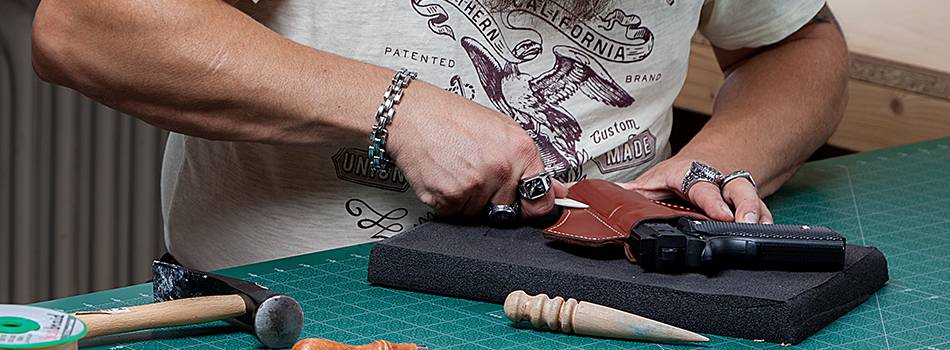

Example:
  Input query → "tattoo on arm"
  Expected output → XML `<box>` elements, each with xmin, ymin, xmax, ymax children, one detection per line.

<box><xmin>809</xmin><ymin>4</ymin><xmax>843</xmax><ymax>33</ymax></box>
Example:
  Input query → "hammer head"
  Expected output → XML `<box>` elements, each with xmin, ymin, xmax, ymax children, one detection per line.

<box><xmin>152</xmin><ymin>254</ymin><xmax>303</xmax><ymax>348</ymax></box>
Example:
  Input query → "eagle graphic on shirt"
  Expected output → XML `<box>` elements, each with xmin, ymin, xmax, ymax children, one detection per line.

<box><xmin>460</xmin><ymin>36</ymin><xmax>634</xmax><ymax>178</ymax></box>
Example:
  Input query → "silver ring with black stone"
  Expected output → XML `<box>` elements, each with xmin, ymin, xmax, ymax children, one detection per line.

<box><xmin>681</xmin><ymin>161</ymin><xmax>723</xmax><ymax>197</ymax></box>
<box><xmin>720</xmin><ymin>170</ymin><xmax>756</xmax><ymax>190</ymax></box>
<box><xmin>518</xmin><ymin>171</ymin><xmax>552</xmax><ymax>201</ymax></box>
<box><xmin>486</xmin><ymin>201</ymin><xmax>521</xmax><ymax>227</ymax></box>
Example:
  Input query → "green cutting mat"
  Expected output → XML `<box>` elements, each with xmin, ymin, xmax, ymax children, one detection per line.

<box><xmin>34</xmin><ymin>138</ymin><xmax>950</xmax><ymax>350</ymax></box>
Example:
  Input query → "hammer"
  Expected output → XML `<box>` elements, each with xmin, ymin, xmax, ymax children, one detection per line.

<box><xmin>73</xmin><ymin>255</ymin><xmax>304</xmax><ymax>348</ymax></box>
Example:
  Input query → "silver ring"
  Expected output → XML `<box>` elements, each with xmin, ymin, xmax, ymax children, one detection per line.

<box><xmin>486</xmin><ymin>201</ymin><xmax>521</xmax><ymax>226</ymax></box>
<box><xmin>681</xmin><ymin>161</ymin><xmax>723</xmax><ymax>197</ymax></box>
<box><xmin>720</xmin><ymin>170</ymin><xmax>756</xmax><ymax>190</ymax></box>
<box><xmin>518</xmin><ymin>171</ymin><xmax>552</xmax><ymax>201</ymax></box>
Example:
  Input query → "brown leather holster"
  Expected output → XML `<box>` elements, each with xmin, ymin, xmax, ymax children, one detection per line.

<box><xmin>543</xmin><ymin>179</ymin><xmax>709</xmax><ymax>262</ymax></box>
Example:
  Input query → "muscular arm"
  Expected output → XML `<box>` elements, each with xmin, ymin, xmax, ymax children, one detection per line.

<box><xmin>31</xmin><ymin>0</ymin><xmax>439</xmax><ymax>145</ymax></box>
<box><xmin>31</xmin><ymin>0</ymin><xmax>560</xmax><ymax>220</ymax></box>
<box><xmin>624</xmin><ymin>5</ymin><xmax>848</xmax><ymax>223</ymax></box>
<box><xmin>681</xmin><ymin>5</ymin><xmax>849</xmax><ymax>196</ymax></box>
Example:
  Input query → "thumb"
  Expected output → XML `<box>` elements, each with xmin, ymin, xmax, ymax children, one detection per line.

<box><xmin>617</xmin><ymin>178</ymin><xmax>672</xmax><ymax>201</ymax></box>
<box><xmin>618</xmin><ymin>181</ymin><xmax>637</xmax><ymax>191</ymax></box>
<box><xmin>620</xmin><ymin>169</ymin><xmax>666</xmax><ymax>192</ymax></box>
<box><xmin>618</xmin><ymin>176</ymin><xmax>649</xmax><ymax>191</ymax></box>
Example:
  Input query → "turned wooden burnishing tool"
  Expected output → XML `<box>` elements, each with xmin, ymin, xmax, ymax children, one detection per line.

<box><xmin>504</xmin><ymin>290</ymin><xmax>708</xmax><ymax>343</ymax></box>
<box><xmin>293</xmin><ymin>338</ymin><xmax>427</xmax><ymax>350</ymax></box>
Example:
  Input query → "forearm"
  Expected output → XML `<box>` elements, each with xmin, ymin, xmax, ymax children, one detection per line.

<box><xmin>678</xmin><ymin>22</ymin><xmax>848</xmax><ymax>196</ymax></box>
<box><xmin>32</xmin><ymin>0</ymin><xmax>441</xmax><ymax>145</ymax></box>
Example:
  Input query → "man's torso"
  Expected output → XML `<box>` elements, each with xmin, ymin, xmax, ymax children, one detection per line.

<box><xmin>163</xmin><ymin>0</ymin><xmax>704</xmax><ymax>270</ymax></box>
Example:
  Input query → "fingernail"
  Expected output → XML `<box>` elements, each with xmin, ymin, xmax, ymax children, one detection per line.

<box><xmin>742</xmin><ymin>212</ymin><xmax>759</xmax><ymax>223</ymax></box>
<box><xmin>762</xmin><ymin>218</ymin><xmax>773</xmax><ymax>224</ymax></box>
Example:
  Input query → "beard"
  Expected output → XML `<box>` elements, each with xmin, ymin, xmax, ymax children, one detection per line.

<box><xmin>485</xmin><ymin>0</ymin><xmax>614</xmax><ymax>21</ymax></box>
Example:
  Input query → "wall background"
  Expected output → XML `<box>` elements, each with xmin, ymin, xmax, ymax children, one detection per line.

<box><xmin>1</xmin><ymin>0</ymin><xmax>167</xmax><ymax>304</ymax></box>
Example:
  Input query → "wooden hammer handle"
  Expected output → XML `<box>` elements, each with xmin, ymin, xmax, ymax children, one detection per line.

<box><xmin>75</xmin><ymin>294</ymin><xmax>247</xmax><ymax>338</ymax></box>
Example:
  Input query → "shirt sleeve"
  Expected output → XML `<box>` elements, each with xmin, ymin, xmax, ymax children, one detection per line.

<box><xmin>698</xmin><ymin>0</ymin><xmax>826</xmax><ymax>50</ymax></box>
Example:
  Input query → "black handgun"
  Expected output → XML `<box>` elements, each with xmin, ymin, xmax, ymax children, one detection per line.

<box><xmin>629</xmin><ymin>217</ymin><xmax>846</xmax><ymax>272</ymax></box>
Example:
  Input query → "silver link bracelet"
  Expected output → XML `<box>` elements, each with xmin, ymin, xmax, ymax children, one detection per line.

<box><xmin>368</xmin><ymin>68</ymin><xmax>417</xmax><ymax>174</ymax></box>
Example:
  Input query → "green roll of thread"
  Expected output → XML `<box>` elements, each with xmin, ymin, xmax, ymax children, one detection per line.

<box><xmin>0</xmin><ymin>305</ymin><xmax>86</xmax><ymax>350</ymax></box>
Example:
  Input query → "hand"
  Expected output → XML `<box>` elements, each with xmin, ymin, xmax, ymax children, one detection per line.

<box><xmin>620</xmin><ymin>158</ymin><xmax>773</xmax><ymax>224</ymax></box>
<box><xmin>387</xmin><ymin>82</ymin><xmax>566</xmax><ymax>221</ymax></box>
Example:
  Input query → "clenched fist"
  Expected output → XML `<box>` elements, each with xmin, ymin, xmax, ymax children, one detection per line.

<box><xmin>387</xmin><ymin>81</ymin><xmax>566</xmax><ymax>221</ymax></box>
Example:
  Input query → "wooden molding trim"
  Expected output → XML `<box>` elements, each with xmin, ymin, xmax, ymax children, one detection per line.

<box><xmin>850</xmin><ymin>53</ymin><xmax>950</xmax><ymax>101</ymax></box>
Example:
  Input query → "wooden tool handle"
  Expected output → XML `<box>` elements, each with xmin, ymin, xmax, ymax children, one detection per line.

<box><xmin>503</xmin><ymin>290</ymin><xmax>578</xmax><ymax>333</ymax></box>
<box><xmin>75</xmin><ymin>294</ymin><xmax>247</xmax><ymax>338</ymax></box>
<box><xmin>293</xmin><ymin>338</ymin><xmax>422</xmax><ymax>350</ymax></box>
<box><xmin>503</xmin><ymin>290</ymin><xmax>709</xmax><ymax>343</ymax></box>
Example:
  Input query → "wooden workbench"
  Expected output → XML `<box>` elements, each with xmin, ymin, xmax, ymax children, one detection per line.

<box><xmin>675</xmin><ymin>0</ymin><xmax>950</xmax><ymax>151</ymax></box>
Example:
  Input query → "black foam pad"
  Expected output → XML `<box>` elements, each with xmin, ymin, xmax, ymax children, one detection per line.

<box><xmin>367</xmin><ymin>223</ymin><xmax>888</xmax><ymax>344</ymax></box>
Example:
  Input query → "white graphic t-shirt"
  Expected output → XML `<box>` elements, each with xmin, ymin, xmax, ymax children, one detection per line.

<box><xmin>162</xmin><ymin>0</ymin><xmax>825</xmax><ymax>270</ymax></box>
